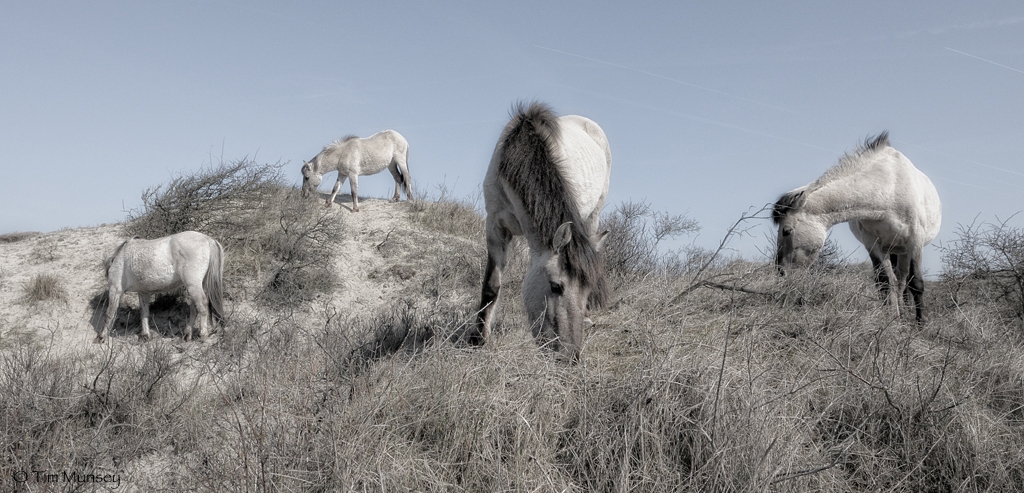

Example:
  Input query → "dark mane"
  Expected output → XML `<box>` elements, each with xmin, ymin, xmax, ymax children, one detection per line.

<box><xmin>772</xmin><ymin>190</ymin><xmax>804</xmax><ymax>224</ymax></box>
<box><xmin>815</xmin><ymin>130</ymin><xmax>892</xmax><ymax>186</ymax></box>
<box><xmin>497</xmin><ymin>101</ymin><xmax>610</xmax><ymax>307</ymax></box>
<box><xmin>863</xmin><ymin>131</ymin><xmax>890</xmax><ymax>151</ymax></box>
<box><xmin>776</xmin><ymin>131</ymin><xmax>893</xmax><ymax>217</ymax></box>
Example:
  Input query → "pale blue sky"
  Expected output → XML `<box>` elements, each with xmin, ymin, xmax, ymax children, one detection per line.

<box><xmin>2</xmin><ymin>2</ymin><xmax>1022</xmax><ymax>275</ymax></box>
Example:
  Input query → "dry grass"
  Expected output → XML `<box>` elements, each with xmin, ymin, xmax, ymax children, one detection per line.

<box><xmin>22</xmin><ymin>273</ymin><xmax>68</xmax><ymax>305</ymax></box>
<box><xmin>4</xmin><ymin>169</ymin><xmax>1024</xmax><ymax>491</ymax></box>
<box><xmin>122</xmin><ymin>158</ymin><xmax>345</xmax><ymax>306</ymax></box>
<box><xmin>0</xmin><ymin>231</ymin><xmax>41</xmax><ymax>244</ymax></box>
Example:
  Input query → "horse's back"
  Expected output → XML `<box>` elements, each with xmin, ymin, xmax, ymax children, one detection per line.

<box><xmin>554</xmin><ymin>115</ymin><xmax>611</xmax><ymax>222</ymax></box>
<box><xmin>849</xmin><ymin>148</ymin><xmax>941</xmax><ymax>249</ymax></box>
<box><xmin>887</xmin><ymin>149</ymin><xmax>941</xmax><ymax>243</ymax></box>
<box><xmin>354</xmin><ymin>130</ymin><xmax>407</xmax><ymax>174</ymax></box>
<box><xmin>118</xmin><ymin>231</ymin><xmax>216</xmax><ymax>293</ymax></box>
<box><xmin>483</xmin><ymin>111</ymin><xmax>610</xmax><ymax>234</ymax></box>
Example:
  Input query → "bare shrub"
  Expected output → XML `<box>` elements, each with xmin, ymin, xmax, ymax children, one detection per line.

<box><xmin>260</xmin><ymin>194</ymin><xmax>345</xmax><ymax>305</ymax></box>
<box><xmin>940</xmin><ymin>216</ymin><xmax>1024</xmax><ymax>324</ymax></box>
<box><xmin>813</xmin><ymin>236</ymin><xmax>846</xmax><ymax>271</ymax></box>
<box><xmin>22</xmin><ymin>273</ymin><xmax>68</xmax><ymax>304</ymax></box>
<box><xmin>0</xmin><ymin>342</ymin><xmax>187</xmax><ymax>484</ymax></box>
<box><xmin>30</xmin><ymin>234</ymin><xmax>62</xmax><ymax>263</ymax></box>
<box><xmin>0</xmin><ymin>231</ymin><xmax>40</xmax><ymax>243</ymax></box>
<box><xmin>601</xmin><ymin>200</ymin><xmax>698</xmax><ymax>282</ymax></box>
<box><xmin>123</xmin><ymin>158</ymin><xmax>344</xmax><ymax>305</ymax></box>
<box><xmin>125</xmin><ymin>158</ymin><xmax>284</xmax><ymax>239</ymax></box>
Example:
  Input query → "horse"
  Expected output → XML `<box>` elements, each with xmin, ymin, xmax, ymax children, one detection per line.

<box><xmin>300</xmin><ymin>129</ymin><xmax>412</xmax><ymax>212</ymax></box>
<box><xmin>472</xmin><ymin>102</ymin><xmax>612</xmax><ymax>361</ymax></box>
<box><xmin>772</xmin><ymin>131</ymin><xmax>941</xmax><ymax>323</ymax></box>
<box><xmin>96</xmin><ymin>231</ymin><xmax>225</xmax><ymax>343</ymax></box>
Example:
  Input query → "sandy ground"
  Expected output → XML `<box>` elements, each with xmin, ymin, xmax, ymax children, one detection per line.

<box><xmin>0</xmin><ymin>196</ymin><xmax>465</xmax><ymax>355</ymax></box>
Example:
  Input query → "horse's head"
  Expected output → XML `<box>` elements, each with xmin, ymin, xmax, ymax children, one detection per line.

<box><xmin>523</xmin><ymin>222</ymin><xmax>607</xmax><ymax>362</ymax></box>
<box><xmin>300</xmin><ymin>161</ymin><xmax>322</xmax><ymax>198</ymax></box>
<box><xmin>773</xmin><ymin>190</ymin><xmax>826</xmax><ymax>275</ymax></box>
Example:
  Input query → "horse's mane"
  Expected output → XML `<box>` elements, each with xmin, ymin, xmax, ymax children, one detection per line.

<box><xmin>815</xmin><ymin>131</ymin><xmax>890</xmax><ymax>187</ymax></box>
<box><xmin>321</xmin><ymin>134</ymin><xmax>359</xmax><ymax>153</ymax></box>
<box><xmin>772</xmin><ymin>131</ymin><xmax>891</xmax><ymax>224</ymax></box>
<box><xmin>310</xmin><ymin>135</ymin><xmax>361</xmax><ymax>171</ymax></box>
<box><xmin>497</xmin><ymin>101</ymin><xmax>610</xmax><ymax>307</ymax></box>
<box><xmin>771</xmin><ymin>188</ymin><xmax>806</xmax><ymax>224</ymax></box>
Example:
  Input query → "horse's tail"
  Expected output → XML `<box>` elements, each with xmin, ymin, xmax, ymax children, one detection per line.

<box><xmin>105</xmin><ymin>238</ymin><xmax>133</xmax><ymax>279</ymax></box>
<box><xmin>204</xmin><ymin>239</ymin><xmax>225</xmax><ymax>324</ymax></box>
<box><xmin>498</xmin><ymin>101</ymin><xmax>609</xmax><ymax>307</ymax></box>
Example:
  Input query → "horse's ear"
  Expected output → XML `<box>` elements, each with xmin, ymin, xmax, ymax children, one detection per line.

<box><xmin>592</xmin><ymin>230</ymin><xmax>609</xmax><ymax>252</ymax></box>
<box><xmin>553</xmin><ymin>222</ymin><xmax>573</xmax><ymax>253</ymax></box>
<box><xmin>772</xmin><ymin>190</ymin><xmax>807</xmax><ymax>224</ymax></box>
<box><xmin>793</xmin><ymin>190</ymin><xmax>806</xmax><ymax>208</ymax></box>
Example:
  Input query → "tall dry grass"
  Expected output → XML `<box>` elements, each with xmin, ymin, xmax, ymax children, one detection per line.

<box><xmin>4</xmin><ymin>169</ymin><xmax>1024</xmax><ymax>491</ymax></box>
<box><xmin>21</xmin><ymin>273</ymin><xmax>69</xmax><ymax>305</ymax></box>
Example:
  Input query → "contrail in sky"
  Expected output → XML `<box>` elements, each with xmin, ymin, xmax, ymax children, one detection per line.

<box><xmin>538</xmin><ymin>44</ymin><xmax>1023</xmax><ymax>183</ymax></box>
<box><xmin>566</xmin><ymin>86</ymin><xmax>833</xmax><ymax>153</ymax></box>
<box><xmin>535</xmin><ymin>46</ymin><xmax>834</xmax><ymax>152</ymax></box>
<box><xmin>534</xmin><ymin>45</ymin><xmax>802</xmax><ymax>116</ymax></box>
<box><xmin>945</xmin><ymin>47</ymin><xmax>1024</xmax><ymax>74</ymax></box>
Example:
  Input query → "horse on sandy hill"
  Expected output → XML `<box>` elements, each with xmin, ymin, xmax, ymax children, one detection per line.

<box><xmin>472</xmin><ymin>102</ymin><xmax>612</xmax><ymax>361</ymax></box>
<box><xmin>96</xmin><ymin>231</ymin><xmax>225</xmax><ymax>343</ymax></box>
<box><xmin>301</xmin><ymin>129</ymin><xmax>412</xmax><ymax>212</ymax></box>
<box><xmin>772</xmin><ymin>131</ymin><xmax>942</xmax><ymax>323</ymax></box>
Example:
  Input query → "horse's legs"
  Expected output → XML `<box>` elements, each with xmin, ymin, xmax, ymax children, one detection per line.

<box><xmin>348</xmin><ymin>174</ymin><xmax>360</xmax><ymax>212</ymax></box>
<box><xmin>387</xmin><ymin>162</ymin><xmax>402</xmax><ymax>202</ymax></box>
<box><xmin>907</xmin><ymin>249</ymin><xmax>926</xmax><ymax>324</ymax></box>
<box><xmin>326</xmin><ymin>176</ymin><xmax>346</xmax><ymax>207</ymax></box>
<box><xmin>185</xmin><ymin>283</ymin><xmax>210</xmax><ymax>341</ymax></box>
<box><xmin>473</xmin><ymin>218</ymin><xmax>512</xmax><ymax>345</ymax></box>
<box><xmin>139</xmin><ymin>293</ymin><xmax>153</xmax><ymax>341</ymax></box>
<box><xmin>892</xmin><ymin>252</ymin><xmax>912</xmax><ymax>319</ymax></box>
<box><xmin>867</xmin><ymin>250</ymin><xmax>890</xmax><ymax>300</ymax></box>
<box><xmin>397</xmin><ymin>156</ymin><xmax>412</xmax><ymax>200</ymax></box>
<box><xmin>878</xmin><ymin>252</ymin><xmax>901</xmax><ymax>317</ymax></box>
<box><xmin>96</xmin><ymin>288</ymin><xmax>123</xmax><ymax>343</ymax></box>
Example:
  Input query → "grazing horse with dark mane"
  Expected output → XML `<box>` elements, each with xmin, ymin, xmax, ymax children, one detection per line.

<box><xmin>301</xmin><ymin>130</ymin><xmax>412</xmax><ymax>212</ymax></box>
<box><xmin>473</xmin><ymin>102</ymin><xmax>612</xmax><ymax>361</ymax></box>
<box><xmin>772</xmin><ymin>131</ymin><xmax>941</xmax><ymax>323</ymax></box>
<box><xmin>96</xmin><ymin>231</ymin><xmax>225</xmax><ymax>343</ymax></box>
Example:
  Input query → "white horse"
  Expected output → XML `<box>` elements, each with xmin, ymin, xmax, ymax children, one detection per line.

<box><xmin>772</xmin><ymin>132</ymin><xmax>941</xmax><ymax>322</ymax></box>
<box><xmin>472</xmin><ymin>102</ymin><xmax>612</xmax><ymax>361</ymax></box>
<box><xmin>301</xmin><ymin>130</ymin><xmax>412</xmax><ymax>212</ymax></box>
<box><xmin>96</xmin><ymin>231</ymin><xmax>225</xmax><ymax>343</ymax></box>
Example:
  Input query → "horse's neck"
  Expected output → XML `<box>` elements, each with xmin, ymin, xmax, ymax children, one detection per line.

<box><xmin>316</xmin><ymin>146</ymin><xmax>347</xmax><ymax>173</ymax></box>
<box><xmin>804</xmin><ymin>181</ymin><xmax>888</xmax><ymax>227</ymax></box>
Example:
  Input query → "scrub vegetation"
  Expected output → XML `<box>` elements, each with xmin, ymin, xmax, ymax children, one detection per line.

<box><xmin>2</xmin><ymin>162</ymin><xmax>1023</xmax><ymax>492</ymax></box>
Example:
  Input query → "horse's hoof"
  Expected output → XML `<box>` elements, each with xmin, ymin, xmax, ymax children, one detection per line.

<box><xmin>465</xmin><ymin>331</ymin><xmax>486</xmax><ymax>347</ymax></box>
<box><xmin>138</xmin><ymin>333</ymin><xmax>151</xmax><ymax>342</ymax></box>
<box><xmin>352</xmin><ymin>207</ymin><xmax>360</xmax><ymax>212</ymax></box>
<box><xmin>93</xmin><ymin>336</ymin><xmax>106</xmax><ymax>344</ymax></box>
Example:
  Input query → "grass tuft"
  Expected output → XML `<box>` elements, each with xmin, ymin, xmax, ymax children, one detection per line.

<box><xmin>22</xmin><ymin>273</ymin><xmax>68</xmax><ymax>304</ymax></box>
